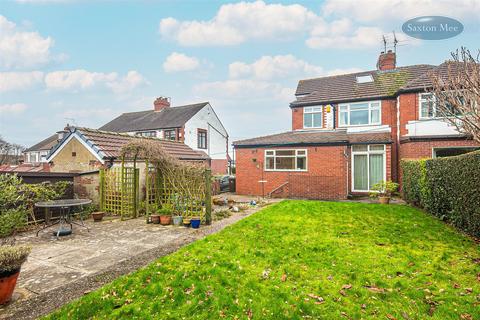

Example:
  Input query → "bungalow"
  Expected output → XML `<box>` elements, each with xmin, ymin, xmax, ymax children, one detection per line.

<box><xmin>46</xmin><ymin>127</ymin><xmax>209</xmax><ymax>173</ymax></box>
<box><xmin>233</xmin><ymin>51</ymin><xmax>479</xmax><ymax>199</ymax></box>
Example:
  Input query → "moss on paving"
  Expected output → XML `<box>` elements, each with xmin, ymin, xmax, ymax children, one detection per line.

<box><xmin>45</xmin><ymin>201</ymin><xmax>480</xmax><ymax>319</ymax></box>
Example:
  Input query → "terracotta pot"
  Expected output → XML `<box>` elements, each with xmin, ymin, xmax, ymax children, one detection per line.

<box><xmin>151</xmin><ymin>214</ymin><xmax>160</xmax><ymax>224</ymax></box>
<box><xmin>379</xmin><ymin>196</ymin><xmax>391</xmax><ymax>204</ymax></box>
<box><xmin>160</xmin><ymin>215</ymin><xmax>172</xmax><ymax>225</ymax></box>
<box><xmin>0</xmin><ymin>269</ymin><xmax>20</xmax><ymax>305</ymax></box>
<box><xmin>91</xmin><ymin>212</ymin><xmax>104</xmax><ymax>222</ymax></box>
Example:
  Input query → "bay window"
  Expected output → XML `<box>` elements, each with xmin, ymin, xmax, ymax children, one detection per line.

<box><xmin>265</xmin><ymin>149</ymin><xmax>307</xmax><ymax>171</ymax></box>
<box><xmin>303</xmin><ymin>107</ymin><xmax>322</xmax><ymax>128</ymax></box>
<box><xmin>352</xmin><ymin>144</ymin><xmax>385</xmax><ymax>192</ymax></box>
<box><xmin>339</xmin><ymin>101</ymin><xmax>381</xmax><ymax>126</ymax></box>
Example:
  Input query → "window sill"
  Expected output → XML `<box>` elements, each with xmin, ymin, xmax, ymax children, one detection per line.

<box><xmin>264</xmin><ymin>169</ymin><xmax>308</xmax><ymax>172</ymax></box>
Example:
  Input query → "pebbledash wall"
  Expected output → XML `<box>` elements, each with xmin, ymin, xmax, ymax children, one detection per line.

<box><xmin>235</xmin><ymin>145</ymin><xmax>349</xmax><ymax>200</ymax></box>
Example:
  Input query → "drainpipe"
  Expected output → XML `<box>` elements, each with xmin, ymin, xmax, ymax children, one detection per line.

<box><xmin>396</xmin><ymin>95</ymin><xmax>401</xmax><ymax>182</ymax></box>
<box><xmin>344</xmin><ymin>145</ymin><xmax>349</xmax><ymax>198</ymax></box>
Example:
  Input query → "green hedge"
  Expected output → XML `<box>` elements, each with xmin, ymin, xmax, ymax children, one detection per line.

<box><xmin>401</xmin><ymin>151</ymin><xmax>480</xmax><ymax>237</ymax></box>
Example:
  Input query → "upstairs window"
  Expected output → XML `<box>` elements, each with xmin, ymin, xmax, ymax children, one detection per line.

<box><xmin>135</xmin><ymin>131</ymin><xmax>157</xmax><ymax>137</ymax></box>
<box><xmin>164</xmin><ymin>129</ymin><xmax>176</xmax><ymax>141</ymax></box>
<box><xmin>198</xmin><ymin>129</ymin><xmax>207</xmax><ymax>149</ymax></box>
<box><xmin>303</xmin><ymin>107</ymin><xmax>322</xmax><ymax>128</ymax></box>
<box><xmin>339</xmin><ymin>101</ymin><xmax>381</xmax><ymax>126</ymax></box>
<box><xmin>265</xmin><ymin>149</ymin><xmax>307</xmax><ymax>171</ymax></box>
<box><xmin>420</xmin><ymin>93</ymin><xmax>463</xmax><ymax>119</ymax></box>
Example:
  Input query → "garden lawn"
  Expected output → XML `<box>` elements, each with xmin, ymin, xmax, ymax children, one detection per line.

<box><xmin>46</xmin><ymin>201</ymin><xmax>480</xmax><ymax>319</ymax></box>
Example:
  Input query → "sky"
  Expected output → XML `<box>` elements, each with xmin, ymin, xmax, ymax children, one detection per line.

<box><xmin>1</xmin><ymin>0</ymin><xmax>479</xmax><ymax>148</ymax></box>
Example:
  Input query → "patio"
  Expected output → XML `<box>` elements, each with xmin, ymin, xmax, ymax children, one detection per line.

<box><xmin>0</xmin><ymin>196</ymin><xmax>275</xmax><ymax>320</ymax></box>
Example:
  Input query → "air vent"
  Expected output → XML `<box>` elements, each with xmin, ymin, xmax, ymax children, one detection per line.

<box><xmin>356</xmin><ymin>75</ymin><xmax>374</xmax><ymax>83</ymax></box>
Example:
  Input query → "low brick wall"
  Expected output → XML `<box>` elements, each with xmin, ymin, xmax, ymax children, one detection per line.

<box><xmin>73</xmin><ymin>171</ymin><xmax>100</xmax><ymax>205</ymax></box>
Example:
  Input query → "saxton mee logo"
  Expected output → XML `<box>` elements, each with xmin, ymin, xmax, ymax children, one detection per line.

<box><xmin>402</xmin><ymin>16</ymin><xmax>463</xmax><ymax>40</ymax></box>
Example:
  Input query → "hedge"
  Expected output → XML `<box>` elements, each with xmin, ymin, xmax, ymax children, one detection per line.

<box><xmin>401</xmin><ymin>151</ymin><xmax>480</xmax><ymax>237</ymax></box>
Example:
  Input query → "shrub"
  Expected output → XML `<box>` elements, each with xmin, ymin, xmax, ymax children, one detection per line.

<box><xmin>0</xmin><ymin>174</ymin><xmax>72</xmax><ymax>237</ymax></box>
<box><xmin>401</xmin><ymin>151</ymin><xmax>480</xmax><ymax>237</ymax></box>
<box><xmin>369</xmin><ymin>180</ymin><xmax>399</xmax><ymax>198</ymax></box>
<box><xmin>0</xmin><ymin>245</ymin><xmax>31</xmax><ymax>275</ymax></box>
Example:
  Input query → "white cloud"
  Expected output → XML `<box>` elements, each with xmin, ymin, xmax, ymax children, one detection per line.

<box><xmin>107</xmin><ymin>71</ymin><xmax>149</xmax><ymax>94</ymax></box>
<box><xmin>0</xmin><ymin>15</ymin><xmax>54</xmax><ymax>69</ymax></box>
<box><xmin>0</xmin><ymin>103</ymin><xmax>27</xmax><ymax>116</ymax></box>
<box><xmin>159</xmin><ymin>1</ymin><xmax>320</xmax><ymax>46</ymax></box>
<box><xmin>322</xmin><ymin>0</ymin><xmax>480</xmax><ymax>23</ymax></box>
<box><xmin>307</xmin><ymin>24</ymin><xmax>385</xmax><ymax>49</ymax></box>
<box><xmin>163</xmin><ymin>52</ymin><xmax>200</xmax><ymax>73</ymax></box>
<box><xmin>44</xmin><ymin>69</ymin><xmax>147</xmax><ymax>92</ymax></box>
<box><xmin>0</xmin><ymin>71</ymin><xmax>44</xmax><ymax>92</ymax></box>
<box><xmin>229</xmin><ymin>55</ymin><xmax>324</xmax><ymax>80</ymax></box>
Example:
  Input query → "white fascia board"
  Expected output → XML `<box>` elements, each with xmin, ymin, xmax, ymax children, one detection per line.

<box><xmin>46</xmin><ymin>132</ymin><xmax>105</xmax><ymax>164</ymax></box>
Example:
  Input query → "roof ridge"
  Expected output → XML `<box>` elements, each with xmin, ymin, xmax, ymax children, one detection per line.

<box><xmin>297</xmin><ymin>64</ymin><xmax>437</xmax><ymax>83</ymax></box>
<box><xmin>75</xmin><ymin>127</ymin><xmax>187</xmax><ymax>145</ymax></box>
<box><xmin>120</xmin><ymin>101</ymin><xmax>209</xmax><ymax>115</ymax></box>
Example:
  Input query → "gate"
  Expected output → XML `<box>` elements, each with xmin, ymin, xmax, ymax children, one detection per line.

<box><xmin>99</xmin><ymin>166</ymin><xmax>139</xmax><ymax>219</ymax></box>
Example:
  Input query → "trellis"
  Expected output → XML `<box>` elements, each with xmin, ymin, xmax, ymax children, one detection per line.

<box><xmin>99</xmin><ymin>165</ymin><xmax>139</xmax><ymax>220</ymax></box>
<box><xmin>121</xmin><ymin>140</ymin><xmax>212</xmax><ymax>224</ymax></box>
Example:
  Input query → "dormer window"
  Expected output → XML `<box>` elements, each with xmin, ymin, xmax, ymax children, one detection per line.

<box><xmin>303</xmin><ymin>106</ymin><xmax>322</xmax><ymax>128</ymax></box>
<box><xmin>356</xmin><ymin>75</ymin><xmax>374</xmax><ymax>83</ymax></box>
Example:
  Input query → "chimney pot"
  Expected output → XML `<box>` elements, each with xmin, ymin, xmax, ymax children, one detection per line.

<box><xmin>154</xmin><ymin>96</ymin><xmax>171</xmax><ymax>112</ymax></box>
<box><xmin>377</xmin><ymin>51</ymin><xmax>396</xmax><ymax>71</ymax></box>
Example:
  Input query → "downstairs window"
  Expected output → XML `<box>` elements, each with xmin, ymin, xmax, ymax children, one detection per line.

<box><xmin>265</xmin><ymin>149</ymin><xmax>307</xmax><ymax>171</ymax></box>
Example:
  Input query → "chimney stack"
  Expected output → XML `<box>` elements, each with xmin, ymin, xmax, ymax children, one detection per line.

<box><xmin>377</xmin><ymin>50</ymin><xmax>396</xmax><ymax>71</ymax></box>
<box><xmin>154</xmin><ymin>97</ymin><xmax>171</xmax><ymax>112</ymax></box>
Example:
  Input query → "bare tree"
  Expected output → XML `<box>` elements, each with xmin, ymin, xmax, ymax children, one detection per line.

<box><xmin>0</xmin><ymin>136</ymin><xmax>25</xmax><ymax>165</ymax></box>
<box><xmin>430</xmin><ymin>47</ymin><xmax>480</xmax><ymax>143</ymax></box>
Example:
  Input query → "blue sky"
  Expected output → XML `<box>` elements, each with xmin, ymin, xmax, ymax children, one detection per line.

<box><xmin>1</xmin><ymin>0</ymin><xmax>479</xmax><ymax>148</ymax></box>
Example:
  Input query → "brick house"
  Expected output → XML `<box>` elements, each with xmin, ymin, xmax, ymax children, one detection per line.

<box><xmin>233</xmin><ymin>51</ymin><xmax>479</xmax><ymax>199</ymax></box>
<box><xmin>99</xmin><ymin>98</ymin><xmax>229</xmax><ymax>174</ymax></box>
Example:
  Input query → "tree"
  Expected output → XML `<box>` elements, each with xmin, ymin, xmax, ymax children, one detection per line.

<box><xmin>430</xmin><ymin>47</ymin><xmax>480</xmax><ymax>143</ymax></box>
<box><xmin>0</xmin><ymin>136</ymin><xmax>25</xmax><ymax>165</ymax></box>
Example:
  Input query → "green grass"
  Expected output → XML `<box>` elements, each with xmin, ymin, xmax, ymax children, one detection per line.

<box><xmin>46</xmin><ymin>201</ymin><xmax>480</xmax><ymax>319</ymax></box>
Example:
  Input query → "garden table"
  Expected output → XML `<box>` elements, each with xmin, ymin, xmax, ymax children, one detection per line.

<box><xmin>35</xmin><ymin>199</ymin><xmax>92</xmax><ymax>238</ymax></box>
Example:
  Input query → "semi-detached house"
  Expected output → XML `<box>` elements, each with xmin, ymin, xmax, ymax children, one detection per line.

<box><xmin>233</xmin><ymin>51</ymin><xmax>480</xmax><ymax>199</ymax></box>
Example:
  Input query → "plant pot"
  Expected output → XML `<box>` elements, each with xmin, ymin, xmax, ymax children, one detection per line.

<box><xmin>160</xmin><ymin>215</ymin><xmax>172</xmax><ymax>225</ymax></box>
<box><xmin>172</xmin><ymin>215</ymin><xmax>183</xmax><ymax>226</ymax></box>
<box><xmin>0</xmin><ymin>269</ymin><xmax>20</xmax><ymax>305</ymax></box>
<box><xmin>379</xmin><ymin>196</ymin><xmax>391</xmax><ymax>204</ymax></box>
<box><xmin>91</xmin><ymin>212</ymin><xmax>104</xmax><ymax>222</ymax></box>
<box><xmin>183</xmin><ymin>218</ymin><xmax>191</xmax><ymax>227</ymax></box>
<box><xmin>191</xmin><ymin>217</ymin><xmax>201</xmax><ymax>229</ymax></box>
<box><xmin>151</xmin><ymin>214</ymin><xmax>160</xmax><ymax>224</ymax></box>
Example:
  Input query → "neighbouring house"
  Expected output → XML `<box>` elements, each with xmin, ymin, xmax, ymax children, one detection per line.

<box><xmin>233</xmin><ymin>50</ymin><xmax>480</xmax><ymax>200</ymax></box>
<box><xmin>45</xmin><ymin>126</ymin><xmax>210</xmax><ymax>203</ymax></box>
<box><xmin>99</xmin><ymin>97</ymin><xmax>230</xmax><ymax>175</ymax></box>
<box><xmin>24</xmin><ymin>133</ymin><xmax>61</xmax><ymax>163</ymax></box>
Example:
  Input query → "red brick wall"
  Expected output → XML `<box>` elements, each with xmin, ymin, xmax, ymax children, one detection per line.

<box><xmin>211</xmin><ymin>159</ymin><xmax>228</xmax><ymax>175</ymax></box>
<box><xmin>292</xmin><ymin>107</ymin><xmax>303</xmax><ymax>130</ymax></box>
<box><xmin>235</xmin><ymin>145</ymin><xmax>348</xmax><ymax>199</ymax></box>
<box><xmin>400</xmin><ymin>139</ymin><xmax>479</xmax><ymax>159</ymax></box>
<box><xmin>399</xmin><ymin>93</ymin><xmax>418</xmax><ymax>137</ymax></box>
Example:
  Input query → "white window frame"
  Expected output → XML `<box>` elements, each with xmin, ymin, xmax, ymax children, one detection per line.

<box><xmin>419</xmin><ymin>93</ymin><xmax>437</xmax><ymax>119</ymax></box>
<box><xmin>303</xmin><ymin>106</ymin><xmax>323</xmax><ymax>129</ymax></box>
<box><xmin>351</xmin><ymin>144</ymin><xmax>386</xmax><ymax>192</ymax></box>
<box><xmin>264</xmin><ymin>149</ymin><xmax>308</xmax><ymax>172</ymax></box>
<box><xmin>338</xmin><ymin>100</ymin><xmax>381</xmax><ymax>127</ymax></box>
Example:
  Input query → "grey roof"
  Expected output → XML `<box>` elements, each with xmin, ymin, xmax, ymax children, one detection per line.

<box><xmin>233</xmin><ymin>130</ymin><xmax>392</xmax><ymax>147</ymax></box>
<box><xmin>400</xmin><ymin>61</ymin><xmax>466</xmax><ymax>91</ymax></box>
<box><xmin>291</xmin><ymin>65</ymin><xmax>436</xmax><ymax>107</ymax></box>
<box><xmin>99</xmin><ymin>102</ymin><xmax>208</xmax><ymax>132</ymax></box>
<box><xmin>25</xmin><ymin>134</ymin><xmax>59</xmax><ymax>152</ymax></box>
